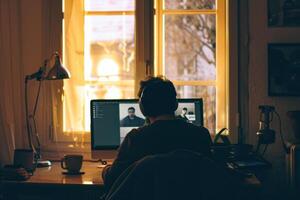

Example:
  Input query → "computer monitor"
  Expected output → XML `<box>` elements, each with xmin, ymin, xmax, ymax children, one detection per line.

<box><xmin>90</xmin><ymin>98</ymin><xmax>203</xmax><ymax>160</ymax></box>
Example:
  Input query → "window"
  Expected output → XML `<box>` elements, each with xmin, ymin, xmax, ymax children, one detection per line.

<box><xmin>154</xmin><ymin>0</ymin><xmax>227</xmax><ymax>134</ymax></box>
<box><xmin>62</xmin><ymin>0</ymin><xmax>136</xmax><ymax>138</ymax></box>
<box><xmin>61</xmin><ymin>0</ymin><xmax>227</xmax><ymax>141</ymax></box>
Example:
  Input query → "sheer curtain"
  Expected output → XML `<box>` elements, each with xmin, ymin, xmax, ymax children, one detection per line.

<box><xmin>0</xmin><ymin>0</ymin><xmax>62</xmax><ymax>165</ymax></box>
<box><xmin>62</xmin><ymin>0</ymin><xmax>153</xmax><ymax>136</ymax></box>
<box><xmin>63</xmin><ymin>0</ymin><xmax>85</xmax><ymax>134</ymax></box>
<box><xmin>0</xmin><ymin>0</ymin><xmax>25</xmax><ymax>165</ymax></box>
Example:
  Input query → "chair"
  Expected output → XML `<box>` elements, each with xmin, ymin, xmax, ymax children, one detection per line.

<box><xmin>105</xmin><ymin>149</ymin><xmax>242</xmax><ymax>200</ymax></box>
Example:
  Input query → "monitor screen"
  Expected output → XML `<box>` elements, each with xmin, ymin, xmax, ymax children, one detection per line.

<box><xmin>90</xmin><ymin>99</ymin><xmax>203</xmax><ymax>156</ymax></box>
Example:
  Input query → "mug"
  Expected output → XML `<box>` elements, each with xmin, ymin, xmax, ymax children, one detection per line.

<box><xmin>13</xmin><ymin>149</ymin><xmax>35</xmax><ymax>172</ymax></box>
<box><xmin>61</xmin><ymin>154</ymin><xmax>83</xmax><ymax>173</ymax></box>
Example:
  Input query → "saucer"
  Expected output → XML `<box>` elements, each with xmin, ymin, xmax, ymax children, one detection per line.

<box><xmin>62</xmin><ymin>171</ymin><xmax>85</xmax><ymax>175</ymax></box>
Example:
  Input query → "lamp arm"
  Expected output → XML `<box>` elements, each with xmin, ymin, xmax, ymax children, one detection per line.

<box><xmin>28</xmin><ymin>115</ymin><xmax>41</xmax><ymax>159</ymax></box>
<box><xmin>30</xmin><ymin>80</ymin><xmax>43</xmax><ymax>157</ymax></box>
<box><xmin>25</xmin><ymin>60</ymin><xmax>48</xmax><ymax>81</ymax></box>
<box><xmin>25</xmin><ymin>59</ymin><xmax>47</xmax><ymax>153</ymax></box>
<box><xmin>26</xmin><ymin>75</ymin><xmax>43</xmax><ymax>161</ymax></box>
<box><xmin>25</xmin><ymin>78</ymin><xmax>35</xmax><ymax>151</ymax></box>
<box><xmin>32</xmin><ymin>80</ymin><xmax>42</xmax><ymax>117</ymax></box>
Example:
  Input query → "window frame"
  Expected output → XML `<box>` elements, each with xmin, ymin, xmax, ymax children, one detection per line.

<box><xmin>154</xmin><ymin>0</ymin><xmax>228</xmax><ymax>134</ymax></box>
<box><xmin>40</xmin><ymin>0</ymin><xmax>239</xmax><ymax>156</ymax></box>
<box><xmin>59</xmin><ymin>0</ymin><xmax>138</xmax><ymax>142</ymax></box>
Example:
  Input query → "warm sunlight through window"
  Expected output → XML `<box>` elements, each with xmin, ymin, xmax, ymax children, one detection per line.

<box><xmin>97</xmin><ymin>58</ymin><xmax>120</xmax><ymax>80</ymax></box>
<box><xmin>154</xmin><ymin>0</ymin><xmax>227</xmax><ymax>134</ymax></box>
<box><xmin>62</xmin><ymin>0</ymin><xmax>227</xmax><ymax>136</ymax></box>
<box><xmin>63</xmin><ymin>0</ymin><xmax>135</xmax><ymax>134</ymax></box>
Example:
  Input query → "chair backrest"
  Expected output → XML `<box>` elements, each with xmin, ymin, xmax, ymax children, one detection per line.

<box><xmin>105</xmin><ymin>150</ymin><xmax>241</xmax><ymax>200</ymax></box>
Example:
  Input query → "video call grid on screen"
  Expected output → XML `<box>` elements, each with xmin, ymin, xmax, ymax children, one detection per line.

<box><xmin>91</xmin><ymin>99</ymin><xmax>203</xmax><ymax>150</ymax></box>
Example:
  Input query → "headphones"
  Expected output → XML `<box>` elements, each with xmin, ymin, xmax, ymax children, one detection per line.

<box><xmin>139</xmin><ymin>80</ymin><xmax>178</xmax><ymax>117</ymax></box>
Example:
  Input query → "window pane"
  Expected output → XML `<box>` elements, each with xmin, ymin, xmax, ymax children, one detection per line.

<box><xmin>164</xmin><ymin>0</ymin><xmax>216</xmax><ymax>10</ymax></box>
<box><xmin>85</xmin><ymin>15</ymin><xmax>135</xmax><ymax>81</ymax></box>
<box><xmin>165</xmin><ymin>14</ymin><xmax>216</xmax><ymax>81</ymax></box>
<box><xmin>176</xmin><ymin>85</ymin><xmax>216</xmax><ymax>134</ymax></box>
<box><xmin>85</xmin><ymin>0</ymin><xmax>134</xmax><ymax>11</ymax></box>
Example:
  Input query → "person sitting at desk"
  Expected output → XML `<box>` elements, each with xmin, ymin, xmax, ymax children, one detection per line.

<box><xmin>120</xmin><ymin>107</ymin><xmax>145</xmax><ymax>127</ymax></box>
<box><xmin>102</xmin><ymin>76</ymin><xmax>212</xmax><ymax>190</ymax></box>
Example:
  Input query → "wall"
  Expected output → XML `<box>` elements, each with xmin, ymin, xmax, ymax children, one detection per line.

<box><xmin>247</xmin><ymin>0</ymin><xmax>300</xmax><ymax>198</ymax></box>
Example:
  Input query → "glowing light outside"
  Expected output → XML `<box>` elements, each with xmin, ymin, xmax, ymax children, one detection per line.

<box><xmin>83</xmin><ymin>181</ymin><xmax>93</xmax><ymax>185</ymax></box>
<box><xmin>84</xmin><ymin>15</ymin><xmax>134</xmax><ymax>81</ymax></box>
<box><xmin>104</xmin><ymin>86</ymin><xmax>122</xmax><ymax>99</ymax></box>
<box><xmin>97</xmin><ymin>58</ymin><xmax>120</xmax><ymax>81</ymax></box>
<box><xmin>63</xmin><ymin>0</ymin><xmax>136</xmax><ymax>133</ymax></box>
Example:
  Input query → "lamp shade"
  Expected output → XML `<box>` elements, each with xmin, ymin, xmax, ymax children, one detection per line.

<box><xmin>46</xmin><ymin>52</ymin><xmax>70</xmax><ymax>80</ymax></box>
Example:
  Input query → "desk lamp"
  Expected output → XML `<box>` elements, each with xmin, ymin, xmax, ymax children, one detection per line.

<box><xmin>25</xmin><ymin>52</ymin><xmax>70</xmax><ymax>167</ymax></box>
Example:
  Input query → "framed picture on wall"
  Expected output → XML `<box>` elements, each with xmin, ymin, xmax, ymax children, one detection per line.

<box><xmin>268</xmin><ymin>43</ymin><xmax>300</xmax><ymax>96</ymax></box>
<box><xmin>268</xmin><ymin>0</ymin><xmax>300</xmax><ymax>27</ymax></box>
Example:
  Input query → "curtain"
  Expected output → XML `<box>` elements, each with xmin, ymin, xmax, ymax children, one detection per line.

<box><xmin>0</xmin><ymin>0</ymin><xmax>25</xmax><ymax>165</ymax></box>
<box><xmin>62</xmin><ymin>0</ymin><xmax>85</xmax><ymax>134</ymax></box>
<box><xmin>47</xmin><ymin>0</ymin><xmax>153</xmax><ymax>143</ymax></box>
<box><xmin>40</xmin><ymin>0</ymin><xmax>65</xmax><ymax>153</ymax></box>
<box><xmin>0</xmin><ymin>0</ymin><xmax>63</xmax><ymax>165</ymax></box>
<box><xmin>50</xmin><ymin>0</ymin><xmax>154</xmax><ymax>139</ymax></box>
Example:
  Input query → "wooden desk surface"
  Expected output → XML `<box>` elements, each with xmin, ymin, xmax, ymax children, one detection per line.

<box><xmin>24</xmin><ymin>161</ymin><xmax>104</xmax><ymax>186</ymax></box>
<box><xmin>1</xmin><ymin>161</ymin><xmax>262</xmax><ymax>200</ymax></box>
<box><xmin>1</xmin><ymin>162</ymin><xmax>105</xmax><ymax>200</ymax></box>
<box><xmin>1</xmin><ymin>161</ymin><xmax>105</xmax><ymax>189</ymax></box>
<box><xmin>3</xmin><ymin>161</ymin><xmax>262</xmax><ymax>187</ymax></box>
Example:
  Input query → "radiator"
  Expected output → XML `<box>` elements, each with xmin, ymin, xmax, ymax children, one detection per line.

<box><xmin>286</xmin><ymin>144</ymin><xmax>300</xmax><ymax>189</ymax></box>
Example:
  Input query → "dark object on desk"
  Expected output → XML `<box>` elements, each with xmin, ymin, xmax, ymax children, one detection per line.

<box><xmin>37</xmin><ymin>160</ymin><xmax>52</xmax><ymax>168</ymax></box>
<box><xmin>61</xmin><ymin>154</ymin><xmax>83</xmax><ymax>174</ymax></box>
<box><xmin>212</xmin><ymin>144</ymin><xmax>254</xmax><ymax>162</ymax></box>
<box><xmin>212</xmin><ymin>143</ymin><xmax>271</xmax><ymax>175</ymax></box>
<box><xmin>62</xmin><ymin>171</ymin><xmax>85</xmax><ymax>175</ymax></box>
<box><xmin>0</xmin><ymin>165</ymin><xmax>30</xmax><ymax>181</ymax></box>
<box><xmin>13</xmin><ymin>149</ymin><xmax>35</xmax><ymax>172</ymax></box>
<box><xmin>227</xmin><ymin>157</ymin><xmax>271</xmax><ymax>170</ymax></box>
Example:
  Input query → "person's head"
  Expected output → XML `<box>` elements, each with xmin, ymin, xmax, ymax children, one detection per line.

<box><xmin>127</xmin><ymin>107</ymin><xmax>136</xmax><ymax>118</ymax></box>
<box><xmin>138</xmin><ymin>76</ymin><xmax>178</xmax><ymax>118</ymax></box>
<box><xmin>181</xmin><ymin>107</ymin><xmax>188</xmax><ymax>115</ymax></box>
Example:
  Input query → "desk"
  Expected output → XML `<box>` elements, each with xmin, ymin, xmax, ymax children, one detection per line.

<box><xmin>1</xmin><ymin>161</ymin><xmax>261</xmax><ymax>200</ymax></box>
<box><xmin>1</xmin><ymin>162</ymin><xmax>105</xmax><ymax>200</ymax></box>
